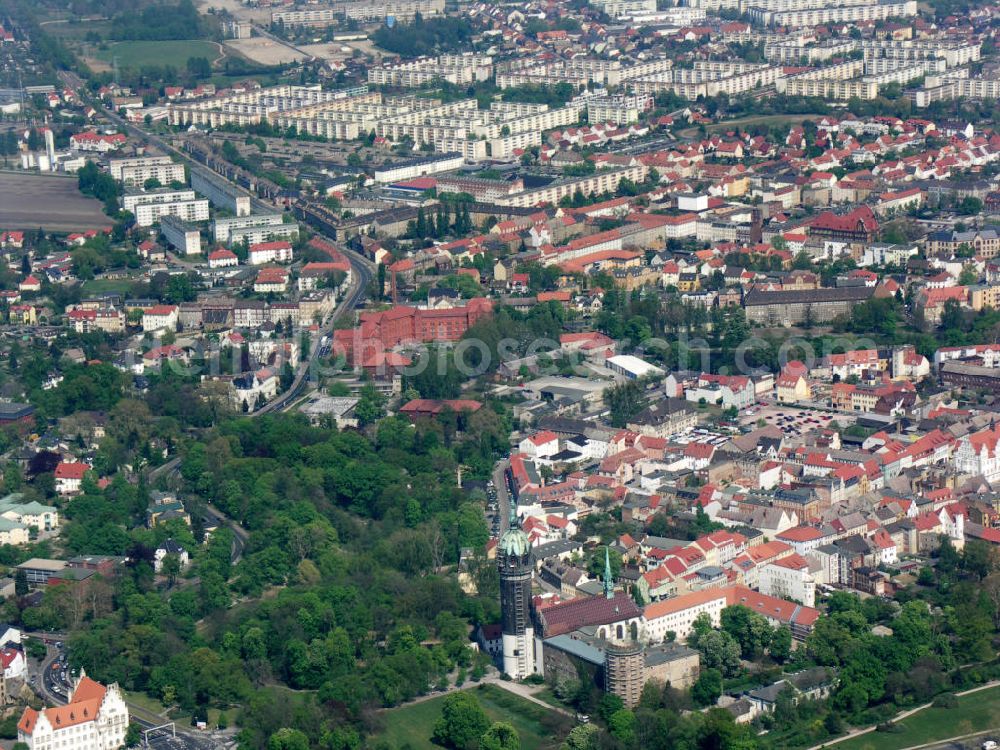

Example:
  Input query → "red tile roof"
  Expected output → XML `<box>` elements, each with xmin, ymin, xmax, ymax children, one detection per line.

<box><xmin>54</xmin><ymin>462</ymin><xmax>88</xmax><ymax>480</ymax></box>
<box><xmin>777</xmin><ymin>526</ymin><xmax>825</xmax><ymax>543</ymax></box>
<box><xmin>19</xmin><ymin>677</ymin><xmax>107</xmax><ymax>735</ymax></box>
<box><xmin>539</xmin><ymin>591</ymin><xmax>641</xmax><ymax>637</ymax></box>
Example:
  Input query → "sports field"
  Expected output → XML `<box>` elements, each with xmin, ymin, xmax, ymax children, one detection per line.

<box><xmin>91</xmin><ymin>40</ymin><xmax>222</xmax><ymax>69</ymax></box>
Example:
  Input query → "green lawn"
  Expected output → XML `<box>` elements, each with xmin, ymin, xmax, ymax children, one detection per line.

<box><xmin>92</xmin><ymin>40</ymin><xmax>220</xmax><ymax>69</ymax></box>
<box><xmin>706</xmin><ymin>113</ymin><xmax>828</xmax><ymax>132</ymax></box>
<box><xmin>81</xmin><ymin>278</ymin><xmax>138</xmax><ymax>296</ymax></box>
<box><xmin>834</xmin><ymin>685</ymin><xmax>1000</xmax><ymax>750</ymax></box>
<box><xmin>123</xmin><ymin>690</ymin><xmax>169</xmax><ymax>717</ymax></box>
<box><xmin>531</xmin><ymin>687</ymin><xmax>569</xmax><ymax>710</ymax></box>
<box><xmin>678</xmin><ymin>113</ymin><xmax>829</xmax><ymax>139</ymax></box>
<box><xmin>42</xmin><ymin>18</ymin><xmax>114</xmax><ymax>42</ymax></box>
<box><xmin>377</xmin><ymin>685</ymin><xmax>569</xmax><ymax>750</ymax></box>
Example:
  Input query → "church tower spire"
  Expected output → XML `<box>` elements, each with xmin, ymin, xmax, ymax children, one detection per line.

<box><xmin>603</xmin><ymin>546</ymin><xmax>614</xmax><ymax>600</ymax></box>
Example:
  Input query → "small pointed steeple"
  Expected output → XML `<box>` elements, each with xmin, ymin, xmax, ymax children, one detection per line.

<box><xmin>603</xmin><ymin>546</ymin><xmax>614</xmax><ymax>600</ymax></box>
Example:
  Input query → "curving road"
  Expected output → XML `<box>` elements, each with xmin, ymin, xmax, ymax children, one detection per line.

<box><xmin>49</xmin><ymin>76</ymin><xmax>375</xmax><ymax>749</ymax></box>
<box><xmin>144</xmin><ymin>249</ymin><xmax>370</xmax><ymax>561</ymax></box>
<box><xmin>73</xmin><ymin>66</ymin><xmax>378</xmax><ymax>552</ymax></box>
<box><xmin>58</xmin><ymin>69</ymin><xmax>273</xmax><ymax>216</ymax></box>
<box><xmin>255</xmin><ymin>249</ymin><xmax>373</xmax><ymax>414</ymax></box>
<box><xmin>29</xmin><ymin>639</ymin><xmax>217</xmax><ymax>750</ymax></box>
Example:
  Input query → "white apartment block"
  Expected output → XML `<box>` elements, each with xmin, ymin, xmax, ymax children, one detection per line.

<box><xmin>487</xmin><ymin>131</ymin><xmax>543</xmax><ymax>160</ymax></box>
<box><xmin>587</xmin><ymin>95</ymin><xmax>653</xmax><ymax>125</ymax></box>
<box><xmin>862</xmin><ymin>39</ymin><xmax>980</xmax><ymax>68</ymax></box>
<box><xmin>934</xmin><ymin>345</ymin><xmax>1000</xmax><ymax>369</ymax></box>
<box><xmin>625</xmin><ymin>7</ymin><xmax>706</xmax><ymax>24</ymax></box>
<box><xmin>690</xmin><ymin>0</ymin><xmax>866</xmax><ymax>10</ymax></box>
<box><xmin>951</xmin><ymin>76</ymin><xmax>1000</xmax><ymax>98</ymax></box>
<box><xmin>248</xmin><ymin>241</ymin><xmax>294</xmax><ymax>265</ymax></box>
<box><xmin>124</xmin><ymin>189</ymin><xmax>210</xmax><ymax>228</ymax></box>
<box><xmin>432</xmin><ymin>134</ymin><xmax>538</xmax><ymax>162</ymax></box>
<box><xmin>589</xmin><ymin>0</ymin><xmax>656</xmax><ymax>18</ymax></box>
<box><xmin>777</xmin><ymin>58</ymin><xmax>864</xmax><ymax>87</ymax></box>
<box><xmin>913</xmin><ymin>69</ymin><xmax>1000</xmax><ymax>107</ymax></box>
<box><xmin>110</xmin><ymin>156</ymin><xmax>186</xmax><ymax>187</ymax></box>
<box><xmin>213</xmin><ymin>213</ymin><xmax>286</xmax><ymax>243</ymax></box>
<box><xmin>159</xmin><ymin>216</ymin><xmax>202</xmax><ymax>256</ymax></box>
<box><xmin>169</xmin><ymin>88</ymin><xmax>350</xmax><ymax>128</ymax></box>
<box><xmin>122</xmin><ymin>189</ymin><xmax>196</xmax><ymax>213</ymax></box>
<box><xmin>18</xmin><ymin>674</ymin><xmax>128</xmax><ymax>750</ymax></box>
<box><xmin>759</xmin><ymin>558</ymin><xmax>816</xmax><ymax>607</ymax></box>
<box><xmin>110</xmin><ymin>156</ymin><xmax>171</xmax><ymax>181</ymax></box>
<box><xmin>779</xmin><ymin>60</ymin><xmax>924</xmax><ymax>100</ymax></box>
<box><xmin>860</xmin><ymin>242</ymin><xmax>919</xmax><ymax>266</ymax></box>
<box><xmin>792</xmin><ymin>76</ymin><xmax>879</xmax><ymax>100</ymax></box>
<box><xmin>697</xmin><ymin>219</ymin><xmax>741</xmax><ymax>243</ymax></box>
<box><xmin>634</xmin><ymin>62</ymin><xmax>783</xmax><ymax>100</ymax></box>
<box><xmin>612</xmin><ymin>57</ymin><xmax>677</xmax><ymax>84</ymax></box>
<box><xmin>272</xmin><ymin>0</ymin><xmax>444</xmax><ymax>25</ymax></box>
<box><xmin>142</xmin><ymin>305</ymin><xmax>179</xmax><ymax>332</ymax></box>
<box><xmin>373</xmin><ymin>152</ymin><xmax>466</xmax><ymax>183</ymax></box>
<box><xmin>749</xmin><ymin>0</ymin><xmax>917</xmax><ymax>28</ymax></box>
<box><xmin>764</xmin><ymin>40</ymin><xmax>858</xmax><ymax>64</ymax></box>
<box><xmin>168</xmin><ymin>84</ymin><xmax>377</xmax><ymax>133</ymax></box>
<box><xmin>368</xmin><ymin>55</ymin><xmax>493</xmax><ymax>87</ymax></box>
<box><xmin>170</xmin><ymin>86</ymin><xmax>549</xmax><ymax>159</ymax></box>
<box><xmin>274</xmin><ymin>6</ymin><xmax>338</xmax><ymax>23</ymax></box>
<box><xmin>865</xmin><ymin>57</ymin><xmax>944</xmax><ymax>76</ymax></box>
<box><xmin>132</xmin><ymin>199</ymin><xmax>209</xmax><ymax>228</ymax></box>
<box><xmin>375</xmin><ymin>100</ymin><xmax>582</xmax><ymax>154</ymax></box>
<box><xmin>496</xmin><ymin>58</ymin><xmax>673</xmax><ymax>89</ymax></box>
<box><xmin>271</xmin><ymin>116</ymin><xmax>361</xmax><ymax>140</ymax></box>
<box><xmin>741</xmin><ymin>0</ymin><xmax>870</xmax><ymax>10</ymax></box>
<box><xmin>499</xmin><ymin>164</ymin><xmax>649</xmax><ymax>208</ymax></box>
<box><xmin>229</xmin><ymin>222</ymin><xmax>300</xmax><ymax>247</ymax></box>
<box><xmin>685</xmin><ymin>0</ymin><xmax>741</xmax><ymax>9</ymax></box>
<box><xmin>337</xmin><ymin>0</ymin><xmax>444</xmax><ymax>21</ymax></box>
<box><xmin>496</xmin><ymin>69</ymin><xmax>589</xmax><ymax>90</ymax></box>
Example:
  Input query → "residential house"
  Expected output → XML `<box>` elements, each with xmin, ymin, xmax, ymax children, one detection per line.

<box><xmin>54</xmin><ymin>462</ymin><xmax>88</xmax><ymax>496</ymax></box>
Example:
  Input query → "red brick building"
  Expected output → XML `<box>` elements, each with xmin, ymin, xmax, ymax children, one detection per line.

<box><xmin>808</xmin><ymin>205</ymin><xmax>879</xmax><ymax>244</ymax></box>
<box><xmin>334</xmin><ymin>299</ymin><xmax>493</xmax><ymax>369</ymax></box>
<box><xmin>359</xmin><ymin>298</ymin><xmax>493</xmax><ymax>348</ymax></box>
<box><xmin>399</xmin><ymin>399</ymin><xmax>483</xmax><ymax>421</ymax></box>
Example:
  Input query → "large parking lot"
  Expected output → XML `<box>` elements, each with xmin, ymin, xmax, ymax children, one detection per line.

<box><xmin>741</xmin><ymin>404</ymin><xmax>855</xmax><ymax>438</ymax></box>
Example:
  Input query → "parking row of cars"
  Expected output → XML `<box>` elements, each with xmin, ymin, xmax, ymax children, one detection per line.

<box><xmin>760</xmin><ymin>409</ymin><xmax>837</xmax><ymax>437</ymax></box>
<box><xmin>486</xmin><ymin>480</ymin><xmax>500</xmax><ymax>537</ymax></box>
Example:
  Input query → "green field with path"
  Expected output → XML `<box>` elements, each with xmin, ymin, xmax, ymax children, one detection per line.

<box><xmin>833</xmin><ymin>685</ymin><xmax>1000</xmax><ymax>750</ymax></box>
<box><xmin>377</xmin><ymin>684</ymin><xmax>568</xmax><ymax>750</ymax></box>
<box><xmin>92</xmin><ymin>40</ymin><xmax>221</xmax><ymax>69</ymax></box>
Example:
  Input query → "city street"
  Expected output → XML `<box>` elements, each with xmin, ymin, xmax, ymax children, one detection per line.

<box><xmin>27</xmin><ymin>639</ymin><xmax>223</xmax><ymax>750</ymax></box>
<box><xmin>492</xmin><ymin>458</ymin><xmax>511</xmax><ymax>537</ymax></box>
